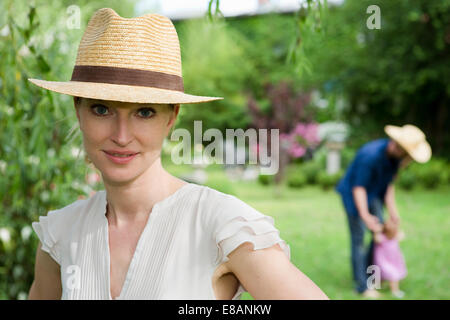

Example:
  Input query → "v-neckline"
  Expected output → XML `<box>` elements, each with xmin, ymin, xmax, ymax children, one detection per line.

<box><xmin>100</xmin><ymin>183</ymin><xmax>193</xmax><ymax>300</ymax></box>
<box><xmin>103</xmin><ymin>204</ymin><xmax>156</xmax><ymax>300</ymax></box>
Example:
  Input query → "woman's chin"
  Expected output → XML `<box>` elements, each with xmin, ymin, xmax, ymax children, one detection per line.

<box><xmin>99</xmin><ymin>168</ymin><xmax>139</xmax><ymax>186</ymax></box>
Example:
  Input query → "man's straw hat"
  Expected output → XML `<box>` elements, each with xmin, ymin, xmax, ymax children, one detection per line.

<box><xmin>384</xmin><ymin>124</ymin><xmax>431</xmax><ymax>163</ymax></box>
<box><xmin>28</xmin><ymin>8</ymin><xmax>223</xmax><ymax>104</ymax></box>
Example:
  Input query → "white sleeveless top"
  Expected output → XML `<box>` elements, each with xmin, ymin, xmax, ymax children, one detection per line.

<box><xmin>32</xmin><ymin>183</ymin><xmax>290</xmax><ymax>300</ymax></box>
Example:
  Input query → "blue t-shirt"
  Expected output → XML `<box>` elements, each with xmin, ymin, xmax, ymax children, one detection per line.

<box><xmin>336</xmin><ymin>139</ymin><xmax>400</xmax><ymax>217</ymax></box>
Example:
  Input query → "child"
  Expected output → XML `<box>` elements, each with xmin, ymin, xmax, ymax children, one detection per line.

<box><xmin>373</xmin><ymin>218</ymin><xmax>407</xmax><ymax>298</ymax></box>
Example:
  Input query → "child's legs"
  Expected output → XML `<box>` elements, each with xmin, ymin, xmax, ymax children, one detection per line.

<box><xmin>389</xmin><ymin>280</ymin><xmax>400</xmax><ymax>292</ymax></box>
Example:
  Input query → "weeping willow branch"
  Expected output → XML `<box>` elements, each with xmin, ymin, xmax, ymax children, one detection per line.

<box><xmin>206</xmin><ymin>0</ymin><xmax>223</xmax><ymax>22</ymax></box>
<box><xmin>206</xmin><ymin>0</ymin><xmax>328</xmax><ymax>77</ymax></box>
<box><xmin>287</xmin><ymin>0</ymin><xmax>329</xmax><ymax>76</ymax></box>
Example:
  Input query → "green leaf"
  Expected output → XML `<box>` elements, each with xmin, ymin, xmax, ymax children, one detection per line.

<box><xmin>36</xmin><ymin>55</ymin><xmax>50</xmax><ymax>73</ymax></box>
<box><xmin>28</xmin><ymin>7</ymin><xmax>36</xmax><ymax>27</ymax></box>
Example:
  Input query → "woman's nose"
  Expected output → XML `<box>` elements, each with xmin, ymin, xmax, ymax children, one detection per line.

<box><xmin>111</xmin><ymin>114</ymin><xmax>134</xmax><ymax>146</ymax></box>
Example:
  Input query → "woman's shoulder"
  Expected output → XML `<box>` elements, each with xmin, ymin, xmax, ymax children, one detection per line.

<box><xmin>47</xmin><ymin>191</ymin><xmax>103</xmax><ymax>221</ymax></box>
<box><xmin>33</xmin><ymin>191</ymin><xmax>104</xmax><ymax>239</ymax></box>
<box><xmin>191</xmin><ymin>184</ymin><xmax>256</xmax><ymax>214</ymax></box>
<box><xmin>189</xmin><ymin>184</ymin><xmax>270</xmax><ymax>231</ymax></box>
<box><xmin>192</xmin><ymin>183</ymin><xmax>240</xmax><ymax>203</ymax></box>
<box><xmin>31</xmin><ymin>191</ymin><xmax>104</xmax><ymax>264</ymax></box>
<box><xmin>190</xmin><ymin>184</ymin><xmax>290</xmax><ymax>266</ymax></box>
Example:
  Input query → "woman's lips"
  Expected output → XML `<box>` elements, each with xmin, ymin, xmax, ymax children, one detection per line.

<box><xmin>103</xmin><ymin>151</ymin><xmax>139</xmax><ymax>164</ymax></box>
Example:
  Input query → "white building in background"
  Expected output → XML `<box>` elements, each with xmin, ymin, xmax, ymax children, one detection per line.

<box><xmin>136</xmin><ymin>0</ymin><xmax>343</xmax><ymax>20</ymax></box>
<box><xmin>318</xmin><ymin>121</ymin><xmax>349</xmax><ymax>175</ymax></box>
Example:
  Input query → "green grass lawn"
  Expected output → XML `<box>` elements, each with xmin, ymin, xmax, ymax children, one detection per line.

<box><xmin>166</xmin><ymin>163</ymin><xmax>450</xmax><ymax>300</ymax></box>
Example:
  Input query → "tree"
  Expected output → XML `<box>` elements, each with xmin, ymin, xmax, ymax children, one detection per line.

<box><xmin>0</xmin><ymin>0</ymin><xmax>136</xmax><ymax>299</ymax></box>
<box><xmin>303</xmin><ymin>0</ymin><xmax>450</xmax><ymax>155</ymax></box>
<box><xmin>247</xmin><ymin>81</ymin><xmax>317</xmax><ymax>186</ymax></box>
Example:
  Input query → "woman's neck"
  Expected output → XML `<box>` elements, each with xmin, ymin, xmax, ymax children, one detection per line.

<box><xmin>103</xmin><ymin>158</ymin><xmax>185</xmax><ymax>226</ymax></box>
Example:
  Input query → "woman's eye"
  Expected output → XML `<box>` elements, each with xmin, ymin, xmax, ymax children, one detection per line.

<box><xmin>137</xmin><ymin>108</ymin><xmax>155</xmax><ymax>118</ymax></box>
<box><xmin>89</xmin><ymin>105</ymin><xmax>155</xmax><ymax>118</ymax></box>
<box><xmin>90</xmin><ymin>104</ymin><xmax>109</xmax><ymax>116</ymax></box>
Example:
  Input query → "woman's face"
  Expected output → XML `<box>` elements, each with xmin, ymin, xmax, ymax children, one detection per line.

<box><xmin>74</xmin><ymin>97</ymin><xmax>179</xmax><ymax>185</ymax></box>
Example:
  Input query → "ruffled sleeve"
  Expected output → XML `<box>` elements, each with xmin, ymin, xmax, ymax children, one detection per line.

<box><xmin>213</xmin><ymin>195</ymin><xmax>291</xmax><ymax>266</ymax></box>
<box><xmin>32</xmin><ymin>211</ymin><xmax>61</xmax><ymax>265</ymax></box>
<box><xmin>211</xmin><ymin>194</ymin><xmax>291</xmax><ymax>300</ymax></box>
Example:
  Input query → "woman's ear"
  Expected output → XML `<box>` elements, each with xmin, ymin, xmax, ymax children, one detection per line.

<box><xmin>167</xmin><ymin>104</ymin><xmax>179</xmax><ymax>126</ymax></box>
<box><xmin>167</xmin><ymin>104</ymin><xmax>180</xmax><ymax>136</ymax></box>
<box><xmin>172</xmin><ymin>104</ymin><xmax>180</xmax><ymax>118</ymax></box>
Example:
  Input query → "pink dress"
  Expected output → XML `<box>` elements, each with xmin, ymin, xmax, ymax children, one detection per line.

<box><xmin>373</xmin><ymin>233</ymin><xmax>407</xmax><ymax>281</ymax></box>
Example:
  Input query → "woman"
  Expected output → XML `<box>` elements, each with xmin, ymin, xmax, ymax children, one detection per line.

<box><xmin>28</xmin><ymin>8</ymin><xmax>328</xmax><ymax>300</ymax></box>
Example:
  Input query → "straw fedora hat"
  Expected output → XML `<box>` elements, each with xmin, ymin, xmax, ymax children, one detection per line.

<box><xmin>384</xmin><ymin>124</ymin><xmax>431</xmax><ymax>163</ymax></box>
<box><xmin>28</xmin><ymin>8</ymin><xmax>223</xmax><ymax>104</ymax></box>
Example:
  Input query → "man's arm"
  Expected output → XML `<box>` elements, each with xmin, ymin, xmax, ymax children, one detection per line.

<box><xmin>350</xmin><ymin>155</ymin><xmax>383</xmax><ymax>232</ymax></box>
<box><xmin>352</xmin><ymin>186</ymin><xmax>383</xmax><ymax>232</ymax></box>
<box><xmin>384</xmin><ymin>184</ymin><xmax>400</xmax><ymax>224</ymax></box>
<box><xmin>28</xmin><ymin>242</ymin><xmax>62</xmax><ymax>299</ymax></box>
<box><xmin>224</xmin><ymin>242</ymin><xmax>329</xmax><ymax>300</ymax></box>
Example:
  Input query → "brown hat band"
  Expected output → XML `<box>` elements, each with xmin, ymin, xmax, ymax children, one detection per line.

<box><xmin>71</xmin><ymin>65</ymin><xmax>184</xmax><ymax>92</ymax></box>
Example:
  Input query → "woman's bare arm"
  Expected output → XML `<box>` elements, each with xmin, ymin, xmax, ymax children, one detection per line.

<box><xmin>28</xmin><ymin>242</ymin><xmax>62</xmax><ymax>300</ymax></box>
<box><xmin>224</xmin><ymin>242</ymin><xmax>329</xmax><ymax>300</ymax></box>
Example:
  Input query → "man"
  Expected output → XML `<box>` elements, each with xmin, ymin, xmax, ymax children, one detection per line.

<box><xmin>336</xmin><ymin>124</ymin><xmax>431</xmax><ymax>298</ymax></box>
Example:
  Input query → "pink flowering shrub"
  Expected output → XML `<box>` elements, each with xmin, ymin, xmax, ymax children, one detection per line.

<box><xmin>247</xmin><ymin>81</ymin><xmax>319</xmax><ymax>184</ymax></box>
<box><xmin>280</xmin><ymin>122</ymin><xmax>320</xmax><ymax>159</ymax></box>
